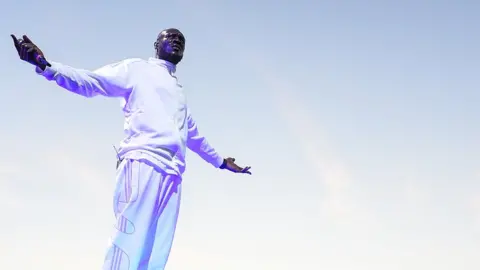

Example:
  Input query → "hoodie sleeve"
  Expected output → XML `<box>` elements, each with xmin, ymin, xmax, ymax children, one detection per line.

<box><xmin>36</xmin><ymin>58</ymin><xmax>142</xmax><ymax>98</ymax></box>
<box><xmin>186</xmin><ymin>111</ymin><xmax>224</xmax><ymax>168</ymax></box>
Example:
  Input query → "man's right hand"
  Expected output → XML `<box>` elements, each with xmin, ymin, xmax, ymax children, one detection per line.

<box><xmin>11</xmin><ymin>34</ymin><xmax>50</xmax><ymax>70</ymax></box>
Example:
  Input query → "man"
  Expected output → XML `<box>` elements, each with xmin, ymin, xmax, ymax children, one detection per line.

<box><xmin>11</xmin><ymin>29</ymin><xmax>251</xmax><ymax>270</ymax></box>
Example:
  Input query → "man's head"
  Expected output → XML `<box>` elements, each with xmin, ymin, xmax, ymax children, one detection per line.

<box><xmin>154</xmin><ymin>28</ymin><xmax>186</xmax><ymax>65</ymax></box>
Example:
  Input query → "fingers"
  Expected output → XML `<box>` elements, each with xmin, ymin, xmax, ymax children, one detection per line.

<box><xmin>11</xmin><ymin>34</ymin><xmax>36</xmax><ymax>61</ymax></box>
<box><xmin>10</xmin><ymin>34</ymin><xmax>20</xmax><ymax>50</ymax></box>
<box><xmin>20</xmin><ymin>43</ymin><xmax>32</xmax><ymax>60</ymax></box>
<box><xmin>22</xmin><ymin>35</ymin><xmax>33</xmax><ymax>44</ymax></box>
<box><xmin>233</xmin><ymin>164</ymin><xmax>252</xmax><ymax>175</ymax></box>
<box><xmin>19</xmin><ymin>43</ymin><xmax>36</xmax><ymax>62</ymax></box>
<box><xmin>20</xmin><ymin>43</ymin><xmax>27</xmax><ymax>59</ymax></box>
<box><xmin>241</xmin><ymin>166</ymin><xmax>252</xmax><ymax>175</ymax></box>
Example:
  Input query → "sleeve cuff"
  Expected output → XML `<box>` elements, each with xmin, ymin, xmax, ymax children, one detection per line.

<box><xmin>214</xmin><ymin>155</ymin><xmax>224</xmax><ymax>168</ymax></box>
<box><xmin>35</xmin><ymin>62</ymin><xmax>59</xmax><ymax>79</ymax></box>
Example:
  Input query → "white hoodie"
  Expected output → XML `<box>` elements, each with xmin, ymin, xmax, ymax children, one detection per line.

<box><xmin>37</xmin><ymin>57</ymin><xmax>223</xmax><ymax>176</ymax></box>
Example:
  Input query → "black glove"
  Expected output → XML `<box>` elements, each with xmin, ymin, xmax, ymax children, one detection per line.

<box><xmin>219</xmin><ymin>157</ymin><xmax>252</xmax><ymax>175</ymax></box>
<box><xmin>11</xmin><ymin>34</ymin><xmax>51</xmax><ymax>70</ymax></box>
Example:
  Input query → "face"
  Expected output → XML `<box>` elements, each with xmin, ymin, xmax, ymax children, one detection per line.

<box><xmin>154</xmin><ymin>28</ymin><xmax>186</xmax><ymax>65</ymax></box>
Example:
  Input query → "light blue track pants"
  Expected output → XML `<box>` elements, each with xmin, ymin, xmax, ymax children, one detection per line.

<box><xmin>102</xmin><ymin>159</ymin><xmax>182</xmax><ymax>270</ymax></box>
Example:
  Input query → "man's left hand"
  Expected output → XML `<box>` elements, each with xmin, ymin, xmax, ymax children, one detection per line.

<box><xmin>220</xmin><ymin>157</ymin><xmax>251</xmax><ymax>175</ymax></box>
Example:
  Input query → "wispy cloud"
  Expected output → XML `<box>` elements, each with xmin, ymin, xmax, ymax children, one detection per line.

<box><xmin>182</xmin><ymin>3</ymin><xmax>369</xmax><ymax>223</ymax></box>
<box><xmin>253</xmin><ymin>63</ymin><xmax>374</xmax><ymax>224</ymax></box>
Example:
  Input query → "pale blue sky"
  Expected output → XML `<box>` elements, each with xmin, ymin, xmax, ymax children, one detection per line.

<box><xmin>1</xmin><ymin>0</ymin><xmax>480</xmax><ymax>269</ymax></box>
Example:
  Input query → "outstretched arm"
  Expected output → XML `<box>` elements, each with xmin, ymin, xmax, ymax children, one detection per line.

<box><xmin>186</xmin><ymin>112</ymin><xmax>251</xmax><ymax>174</ymax></box>
<box><xmin>11</xmin><ymin>34</ymin><xmax>134</xmax><ymax>98</ymax></box>
<box><xmin>36</xmin><ymin>59</ymin><xmax>139</xmax><ymax>98</ymax></box>
<box><xmin>186</xmin><ymin>112</ymin><xmax>224</xmax><ymax>168</ymax></box>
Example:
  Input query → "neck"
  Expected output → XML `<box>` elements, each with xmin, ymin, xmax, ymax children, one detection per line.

<box><xmin>150</xmin><ymin>57</ymin><xmax>176</xmax><ymax>73</ymax></box>
<box><xmin>156</xmin><ymin>51</ymin><xmax>182</xmax><ymax>65</ymax></box>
